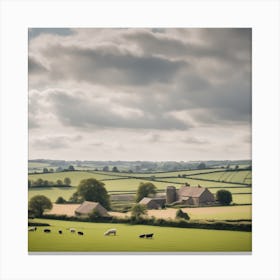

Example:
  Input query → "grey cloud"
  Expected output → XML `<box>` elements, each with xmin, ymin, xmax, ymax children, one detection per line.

<box><xmin>124</xmin><ymin>28</ymin><xmax>251</xmax><ymax>66</ymax></box>
<box><xmin>41</xmin><ymin>44</ymin><xmax>187</xmax><ymax>86</ymax></box>
<box><xmin>31</xmin><ymin>135</ymin><xmax>83</xmax><ymax>150</ymax></box>
<box><xmin>124</xmin><ymin>30</ymin><xmax>190</xmax><ymax>58</ymax></box>
<box><xmin>29</xmin><ymin>28</ymin><xmax>251</xmax><ymax>132</ymax></box>
<box><xmin>28</xmin><ymin>116</ymin><xmax>40</xmax><ymax>129</ymax></box>
<box><xmin>49</xmin><ymin>91</ymin><xmax>191</xmax><ymax>130</ymax></box>
<box><xmin>29</xmin><ymin>28</ymin><xmax>74</xmax><ymax>40</ymax></box>
<box><xmin>28</xmin><ymin>56</ymin><xmax>48</xmax><ymax>74</ymax></box>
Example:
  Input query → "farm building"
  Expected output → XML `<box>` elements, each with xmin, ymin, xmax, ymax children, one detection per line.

<box><xmin>139</xmin><ymin>197</ymin><xmax>166</xmax><ymax>209</ymax></box>
<box><xmin>166</xmin><ymin>185</ymin><xmax>215</xmax><ymax>206</ymax></box>
<box><xmin>75</xmin><ymin>201</ymin><xmax>110</xmax><ymax>217</ymax></box>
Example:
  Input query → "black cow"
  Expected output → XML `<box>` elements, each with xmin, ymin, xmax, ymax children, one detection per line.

<box><xmin>44</xmin><ymin>229</ymin><xmax>51</xmax><ymax>233</ymax></box>
<box><xmin>58</xmin><ymin>230</ymin><xmax>62</xmax><ymax>234</ymax></box>
<box><xmin>77</xmin><ymin>231</ymin><xmax>84</xmax><ymax>236</ymax></box>
<box><xmin>145</xmin><ymin>233</ymin><xmax>154</xmax><ymax>239</ymax></box>
<box><xmin>139</xmin><ymin>234</ymin><xmax>145</xmax><ymax>238</ymax></box>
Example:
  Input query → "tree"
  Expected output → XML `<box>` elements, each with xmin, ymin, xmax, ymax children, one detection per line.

<box><xmin>72</xmin><ymin>178</ymin><xmax>110</xmax><ymax>209</ymax></box>
<box><xmin>69</xmin><ymin>192</ymin><xmax>80</xmax><ymax>203</ymax></box>
<box><xmin>28</xmin><ymin>195</ymin><xmax>52</xmax><ymax>217</ymax></box>
<box><xmin>43</xmin><ymin>180</ymin><xmax>49</xmax><ymax>186</ymax></box>
<box><xmin>131</xmin><ymin>204</ymin><xmax>147</xmax><ymax>219</ymax></box>
<box><xmin>136</xmin><ymin>182</ymin><xmax>157</xmax><ymax>202</ymax></box>
<box><xmin>216</xmin><ymin>190</ymin><xmax>232</xmax><ymax>205</ymax></box>
<box><xmin>197</xmin><ymin>162</ymin><xmax>206</xmax><ymax>169</ymax></box>
<box><xmin>112</xmin><ymin>166</ymin><xmax>119</xmax><ymax>172</ymax></box>
<box><xmin>55</xmin><ymin>196</ymin><xmax>67</xmax><ymax>204</ymax></box>
<box><xmin>56</xmin><ymin>179</ymin><xmax>63</xmax><ymax>185</ymax></box>
<box><xmin>68</xmin><ymin>165</ymin><xmax>75</xmax><ymax>171</ymax></box>
<box><xmin>64</xmin><ymin>177</ymin><xmax>71</xmax><ymax>186</ymax></box>
<box><xmin>28</xmin><ymin>180</ymin><xmax>32</xmax><ymax>188</ymax></box>
<box><xmin>235</xmin><ymin>165</ymin><xmax>239</xmax><ymax>170</ymax></box>
<box><xmin>35</xmin><ymin>178</ymin><xmax>44</xmax><ymax>186</ymax></box>
<box><xmin>103</xmin><ymin>166</ymin><xmax>109</xmax><ymax>172</ymax></box>
<box><xmin>176</xmin><ymin>209</ymin><xmax>190</xmax><ymax>220</ymax></box>
<box><xmin>43</xmin><ymin>167</ymin><xmax>49</xmax><ymax>173</ymax></box>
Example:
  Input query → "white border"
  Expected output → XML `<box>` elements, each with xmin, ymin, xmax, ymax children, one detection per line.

<box><xmin>1</xmin><ymin>1</ymin><xmax>279</xmax><ymax>280</ymax></box>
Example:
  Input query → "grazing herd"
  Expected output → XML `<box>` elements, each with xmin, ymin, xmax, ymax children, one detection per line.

<box><xmin>139</xmin><ymin>233</ymin><xmax>154</xmax><ymax>239</ymax></box>
<box><xmin>29</xmin><ymin>227</ymin><xmax>154</xmax><ymax>239</ymax></box>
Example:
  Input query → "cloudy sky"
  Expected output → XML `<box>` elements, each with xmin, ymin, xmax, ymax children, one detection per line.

<box><xmin>28</xmin><ymin>28</ymin><xmax>251</xmax><ymax>161</ymax></box>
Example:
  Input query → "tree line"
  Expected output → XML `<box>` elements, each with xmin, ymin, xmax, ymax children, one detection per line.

<box><xmin>28</xmin><ymin>177</ymin><xmax>72</xmax><ymax>188</ymax></box>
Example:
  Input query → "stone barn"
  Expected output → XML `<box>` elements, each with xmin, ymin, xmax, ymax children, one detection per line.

<box><xmin>75</xmin><ymin>201</ymin><xmax>110</xmax><ymax>217</ymax></box>
<box><xmin>166</xmin><ymin>185</ymin><xmax>215</xmax><ymax>206</ymax></box>
<box><xmin>139</xmin><ymin>197</ymin><xmax>166</xmax><ymax>209</ymax></box>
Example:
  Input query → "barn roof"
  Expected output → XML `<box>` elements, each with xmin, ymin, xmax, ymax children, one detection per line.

<box><xmin>139</xmin><ymin>197</ymin><xmax>153</xmax><ymax>204</ymax></box>
<box><xmin>139</xmin><ymin>197</ymin><xmax>166</xmax><ymax>204</ymax></box>
<box><xmin>75</xmin><ymin>201</ymin><xmax>110</xmax><ymax>217</ymax></box>
<box><xmin>178</xmin><ymin>186</ymin><xmax>207</xmax><ymax>198</ymax></box>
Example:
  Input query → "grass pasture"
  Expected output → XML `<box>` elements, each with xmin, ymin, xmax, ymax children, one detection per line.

<box><xmin>157</xmin><ymin>177</ymin><xmax>246</xmax><ymax>187</ymax></box>
<box><xmin>29</xmin><ymin>219</ymin><xmax>252</xmax><ymax>252</ymax></box>
<box><xmin>232</xmin><ymin>194</ymin><xmax>252</xmax><ymax>204</ymax></box>
<box><xmin>190</xmin><ymin>170</ymin><xmax>252</xmax><ymax>185</ymax></box>
<box><xmin>28</xmin><ymin>169</ymin><xmax>252</xmax><ymax>206</ymax></box>
<box><xmin>146</xmin><ymin>205</ymin><xmax>252</xmax><ymax>220</ymax></box>
<box><xmin>29</xmin><ymin>171</ymin><xmax>127</xmax><ymax>186</ymax></box>
<box><xmin>28</xmin><ymin>186</ymin><xmax>77</xmax><ymax>202</ymax></box>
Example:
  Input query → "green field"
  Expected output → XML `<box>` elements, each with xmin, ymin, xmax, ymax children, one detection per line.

<box><xmin>232</xmin><ymin>194</ymin><xmax>252</xmax><ymax>204</ymax></box>
<box><xmin>29</xmin><ymin>219</ymin><xmax>251</xmax><ymax>252</ymax></box>
<box><xmin>157</xmin><ymin>177</ymin><xmax>246</xmax><ymax>187</ymax></box>
<box><xmin>102</xmin><ymin>168</ymin><xmax>223</xmax><ymax>178</ymax></box>
<box><xmin>28</xmin><ymin>170</ymin><xmax>252</xmax><ymax>205</ymax></box>
<box><xmin>190</xmin><ymin>170</ymin><xmax>252</xmax><ymax>185</ymax></box>
<box><xmin>183</xmin><ymin>205</ymin><xmax>252</xmax><ymax>220</ymax></box>
<box><xmin>29</xmin><ymin>162</ymin><xmax>51</xmax><ymax>168</ymax></box>
<box><xmin>28</xmin><ymin>187</ymin><xmax>77</xmax><ymax>202</ymax></box>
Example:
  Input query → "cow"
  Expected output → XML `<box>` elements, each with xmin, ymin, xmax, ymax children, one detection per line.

<box><xmin>77</xmin><ymin>231</ymin><xmax>84</xmax><ymax>236</ymax></box>
<box><xmin>44</xmin><ymin>229</ymin><xmax>51</xmax><ymax>233</ymax></box>
<box><xmin>28</xmin><ymin>227</ymin><xmax>37</xmax><ymax>232</ymax></box>
<box><xmin>104</xmin><ymin>229</ymin><xmax>117</xmax><ymax>236</ymax></box>
<box><xmin>145</xmin><ymin>233</ymin><xmax>154</xmax><ymax>239</ymax></box>
<box><xmin>58</xmin><ymin>230</ymin><xmax>63</xmax><ymax>234</ymax></box>
<box><xmin>69</xmin><ymin>228</ymin><xmax>76</xmax><ymax>233</ymax></box>
<box><xmin>139</xmin><ymin>234</ymin><xmax>145</xmax><ymax>238</ymax></box>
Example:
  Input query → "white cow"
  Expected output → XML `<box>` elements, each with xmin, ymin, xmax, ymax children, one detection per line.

<box><xmin>104</xmin><ymin>229</ymin><xmax>117</xmax><ymax>236</ymax></box>
<box><xmin>28</xmin><ymin>227</ymin><xmax>37</xmax><ymax>232</ymax></box>
<box><xmin>69</xmin><ymin>228</ymin><xmax>76</xmax><ymax>233</ymax></box>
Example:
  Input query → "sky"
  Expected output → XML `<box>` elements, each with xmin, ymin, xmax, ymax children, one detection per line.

<box><xmin>28</xmin><ymin>28</ymin><xmax>251</xmax><ymax>161</ymax></box>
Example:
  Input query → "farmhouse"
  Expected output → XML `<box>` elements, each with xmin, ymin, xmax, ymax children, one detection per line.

<box><xmin>75</xmin><ymin>201</ymin><xmax>110</xmax><ymax>217</ymax></box>
<box><xmin>166</xmin><ymin>184</ymin><xmax>215</xmax><ymax>206</ymax></box>
<box><xmin>139</xmin><ymin>197</ymin><xmax>166</xmax><ymax>209</ymax></box>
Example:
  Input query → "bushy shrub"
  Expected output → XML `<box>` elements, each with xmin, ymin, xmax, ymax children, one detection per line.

<box><xmin>216</xmin><ymin>190</ymin><xmax>232</xmax><ymax>205</ymax></box>
<box><xmin>176</xmin><ymin>209</ymin><xmax>190</xmax><ymax>220</ymax></box>
<box><xmin>131</xmin><ymin>204</ymin><xmax>147</xmax><ymax>219</ymax></box>
<box><xmin>55</xmin><ymin>196</ymin><xmax>67</xmax><ymax>204</ymax></box>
